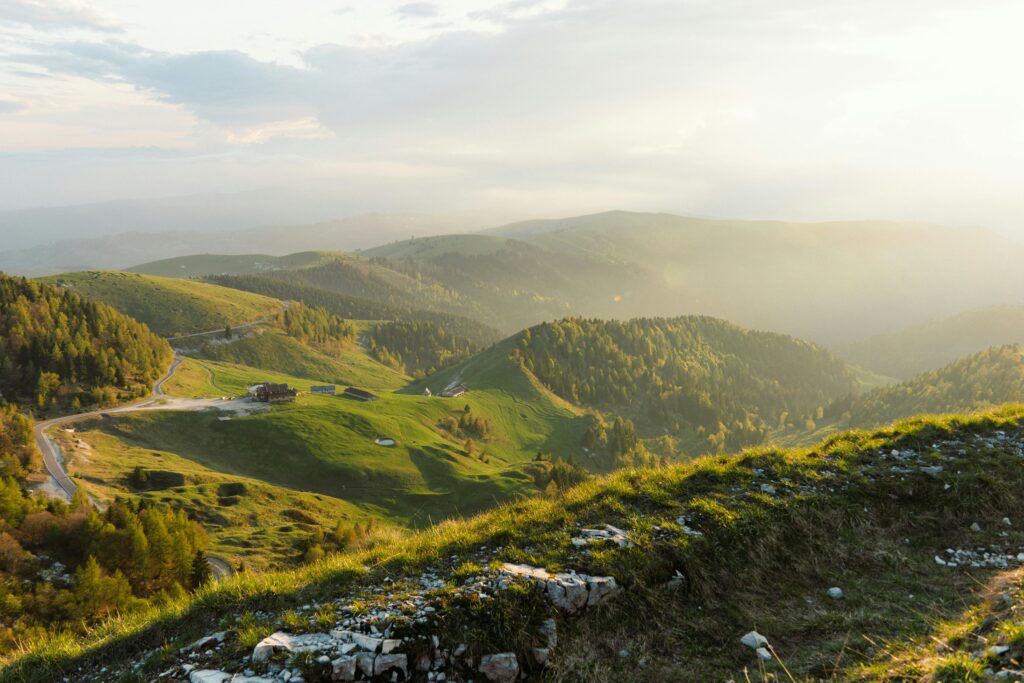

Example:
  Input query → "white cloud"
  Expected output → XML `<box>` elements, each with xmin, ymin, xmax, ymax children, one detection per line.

<box><xmin>1</xmin><ymin>0</ymin><xmax>1023</xmax><ymax>236</ymax></box>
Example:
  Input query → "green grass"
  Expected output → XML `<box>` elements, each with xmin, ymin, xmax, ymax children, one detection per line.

<box><xmin>88</xmin><ymin>353</ymin><xmax>592</xmax><ymax>531</ymax></box>
<box><xmin>56</xmin><ymin>427</ymin><xmax>370</xmax><ymax>570</ymax></box>
<box><xmin>128</xmin><ymin>251</ymin><xmax>344</xmax><ymax>278</ymax></box>
<box><xmin>7</xmin><ymin>405</ymin><xmax>1024</xmax><ymax>681</ymax></box>
<box><xmin>363</xmin><ymin>234</ymin><xmax>513</xmax><ymax>260</ymax></box>
<box><xmin>39</xmin><ymin>271</ymin><xmax>281</xmax><ymax>336</ymax></box>
<box><xmin>189</xmin><ymin>328</ymin><xmax>408</xmax><ymax>392</ymax></box>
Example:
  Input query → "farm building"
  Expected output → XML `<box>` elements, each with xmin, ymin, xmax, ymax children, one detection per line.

<box><xmin>343</xmin><ymin>386</ymin><xmax>379</xmax><ymax>402</ymax></box>
<box><xmin>311</xmin><ymin>385</ymin><xmax>336</xmax><ymax>395</ymax></box>
<box><xmin>249</xmin><ymin>383</ymin><xmax>297</xmax><ymax>403</ymax></box>
<box><xmin>441</xmin><ymin>383</ymin><xmax>469</xmax><ymax>398</ymax></box>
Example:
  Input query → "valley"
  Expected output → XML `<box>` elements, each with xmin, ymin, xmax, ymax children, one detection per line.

<box><xmin>2</xmin><ymin>212</ymin><xmax>1023</xmax><ymax>681</ymax></box>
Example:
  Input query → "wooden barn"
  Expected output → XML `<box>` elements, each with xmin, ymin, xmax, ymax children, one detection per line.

<box><xmin>250</xmin><ymin>383</ymin><xmax>297</xmax><ymax>403</ymax></box>
<box><xmin>343</xmin><ymin>386</ymin><xmax>379</xmax><ymax>402</ymax></box>
<box><xmin>441</xmin><ymin>383</ymin><xmax>469</xmax><ymax>398</ymax></box>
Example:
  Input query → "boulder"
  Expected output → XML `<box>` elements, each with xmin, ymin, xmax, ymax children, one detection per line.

<box><xmin>351</xmin><ymin>632</ymin><xmax>383</xmax><ymax>653</ymax></box>
<box><xmin>547</xmin><ymin>573</ymin><xmax>589</xmax><ymax>613</ymax></box>
<box><xmin>251</xmin><ymin>631</ymin><xmax>336</xmax><ymax>663</ymax></box>
<box><xmin>586</xmin><ymin>575</ymin><xmax>619</xmax><ymax>606</ymax></box>
<box><xmin>827</xmin><ymin>587</ymin><xmax>844</xmax><ymax>600</ymax></box>
<box><xmin>756</xmin><ymin>647</ymin><xmax>773</xmax><ymax>661</ymax></box>
<box><xmin>479</xmin><ymin>652</ymin><xmax>520</xmax><ymax>683</ymax></box>
<box><xmin>331</xmin><ymin>655</ymin><xmax>357</xmax><ymax>681</ymax></box>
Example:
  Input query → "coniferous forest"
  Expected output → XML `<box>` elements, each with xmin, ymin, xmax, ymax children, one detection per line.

<box><xmin>0</xmin><ymin>274</ymin><xmax>172</xmax><ymax>412</ymax></box>
<box><xmin>514</xmin><ymin>316</ymin><xmax>857</xmax><ymax>451</ymax></box>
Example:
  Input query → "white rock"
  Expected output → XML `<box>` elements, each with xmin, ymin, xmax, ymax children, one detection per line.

<box><xmin>381</xmin><ymin>638</ymin><xmax>402</xmax><ymax>654</ymax></box>
<box><xmin>971</xmin><ymin>522</ymin><xmax>982</xmax><ymax>532</ymax></box>
<box><xmin>479</xmin><ymin>653</ymin><xmax>520</xmax><ymax>683</ymax></box>
<box><xmin>989</xmin><ymin>645</ymin><xmax>1011</xmax><ymax>656</ymax></box>
<box><xmin>190</xmin><ymin>671</ymin><xmax>231</xmax><ymax>683</ymax></box>
<box><xmin>331</xmin><ymin>655</ymin><xmax>357</xmax><ymax>682</ymax></box>
<box><xmin>532</xmin><ymin>647</ymin><xmax>550</xmax><ymax>666</ymax></box>
<box><xmin>827</xmin><ymin>587</ymin><xmax>844</xmax><ymax>600</ymax></box>
<box><xmin>351</xmin><ymin>633</ymin><xmax>383</xmax><ymax>653</ymax></box>
<box><xmin>586</xmin><ymin>575</ymin><xmax>620</xmax><ymax>606</ymax></box>
<box><xmin>741</xmin><ymin>631</ymin><xmax>769</xmax><ymax>649</ymax></box>
<box><xmin>759</xmin><ymin>484</ymin><xmax>776</xmax><ymax>495</ymax></box>
<box><xmin>547</xmin><ymin>573</ymin><xmax>589</xmax><ymax>613</ymax></box>
<box><xmin>756</xmin><ymin>647</ymin><xmax>773</xmax><ymax>661</ymax></box>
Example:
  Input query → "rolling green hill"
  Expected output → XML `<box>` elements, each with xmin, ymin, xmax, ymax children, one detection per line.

<box><xmin>40</xmin><ymin>271</ymin><xmax>281</xmax><ymax>337</ymax></box>
<box><xmin>129</xmin><ymin>251</ymin><xmax>343</xmax><ymax>278</ymax></box>
<box><xmin>8</xmin><ymin>405</ymin><xmax>1024</xmax><ymax>682</ymax></box>
<box><xmin>188</xmin><ymin>328</ymin><xmax>408</xmax><ymax>392</ymax></box>
<box><xmin>836</xmin><ymin>305</ymin><xmax>1024</xmax><ymax>379</ymax></box>
<box><xmin>66</xmin><ymin>350</ymin><xmax>593</xmax><ymax>546</ymax></box>
<box><xmin>113</xmin><ymin>211</ymin><xmax>1024</xmax><ymax>346</ymax></box>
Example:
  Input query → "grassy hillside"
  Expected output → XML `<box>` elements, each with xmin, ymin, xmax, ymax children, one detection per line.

<box><xmin>7</xmin><ymin>405</ymin><xmax>1024</xmax><ymax>681</ymax></box>
<box><xmin>188</xmin><ymin>328</ymin><xmax>408</xmax><ymax>392</ymax></box>
<box><xmin>129</xmin><ymin>251</ymin><xmax>343</xmax><ymax>278</ymax></box>
<box><xmin>75</xmin><ymin>354</ymin><xmax>592</xmax><ymax>536</ymax></box>
<box><xmin>40</xmin><ymin>271</ymin><xmax>281</xmax><ymax>337</ymax></box>
<box><xmin>363</xmin><ymin>234</ymin><xmax>512</xmax><ymax>260</ymax></box>
<box><xmin>54</xmin><ymin>421</ymin><xmax>372</xmax><ymax>571</ymax></box>
<box><xmin>837</xmin><ymin>305</ymin><xmax>1024</xmax><ymax>378</ymax></box>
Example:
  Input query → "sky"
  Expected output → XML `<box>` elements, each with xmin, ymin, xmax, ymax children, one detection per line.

<box><xmin>2</xmin><ymin>0</ymin><xmax>1023</xmax><ymax>235</ymax></box>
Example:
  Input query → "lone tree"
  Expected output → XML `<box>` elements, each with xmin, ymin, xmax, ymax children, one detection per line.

<box><xmin>190</xmin><ymin>549</ymin><xmax>213</xmax><ymax>588</ymax></box>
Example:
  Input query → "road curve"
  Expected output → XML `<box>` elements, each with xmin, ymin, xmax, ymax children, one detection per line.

<box><xmin>35</xmin><ymin>354</ymin><xmax>186</xmax><ymax>500</ymax></box>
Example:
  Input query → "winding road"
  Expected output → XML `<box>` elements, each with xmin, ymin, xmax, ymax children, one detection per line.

<box><xmin>33</xmin><ymin>354</ymin><xmax>242</xmax><ymax>579</ymax></box>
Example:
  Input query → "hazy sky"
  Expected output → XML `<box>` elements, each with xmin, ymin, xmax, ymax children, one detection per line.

<box><xmin>2</xmin><ymin>0</ymin><xmax>1023</xmax><ymax>234</ymax></box>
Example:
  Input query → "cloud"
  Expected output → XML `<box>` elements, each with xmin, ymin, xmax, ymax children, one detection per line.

<box><xmin>4</xmin><ymin>0</ymin><xmax>1024</xmax><ymax>235</ymax></box>
<box><xmin>395</xmin><ymin>2</ymin><xmax>439</xmax><ymax>19</ymax></box>
<box><xmin>0</xmin><ymin>0</ymin><xmax>120</xmax><ymax>32</ymax></box>
<box><xmin>223</xmin><ymin>116</ymin><xmax>333</xmax><ymax>145</ymax></box>
<box><xmin>0</xmin><ymin>100</ymin><xmax>24</xmax><ymax>114</ymax></box>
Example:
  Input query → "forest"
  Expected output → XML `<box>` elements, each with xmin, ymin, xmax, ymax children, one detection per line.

<box><xmin>835</xmin><ymin>344</ymin><xmax>1024</xmax><ymax>427</ymax></box>
<box><xmin>276</xmin><ymin>301</ymin><xmax>355</xmax><ymax>354</ymax></box>
<box><xmin>367</xmin><ymin>320</ymin><xmax>487</xmax><ymax>377</ymax></box>
<box><xmin>0</xmin><ymin>274</ymin><xmax>172</xmax><ymax>412</ymax></box>
<box><xmin>514</xmin><ymin>316</ymin><xmax>858</xmax><ymax>451</ymax></box>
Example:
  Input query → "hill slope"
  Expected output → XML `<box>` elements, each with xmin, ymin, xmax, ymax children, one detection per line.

<box><xmin>0</xmin><ymin>273</ymin><xmax>171</xmax><ymax>410</ymax></box>
<box><xmin>40</xmin><ymin>271</ymin><xmax>281</xmax><ymax>337</ymax></box>
<box><xmin>129</xmin><ymin>251</ymin><xmax>343</xmax><ymax>278</ymax></box>
<box><xmin>837</xmin><ymin>344</ymin><xmax>1024</xmax><ymax>427</ymax></box>
<box><xmin>7</xmin><ymin>406</ymin><xmax>1024</xmax><ymax>682</ymax></box>
<box><xmin>837</xmin><ymin>305</ymin><xmax>1024</xmax><ymax>378</ymax></box>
